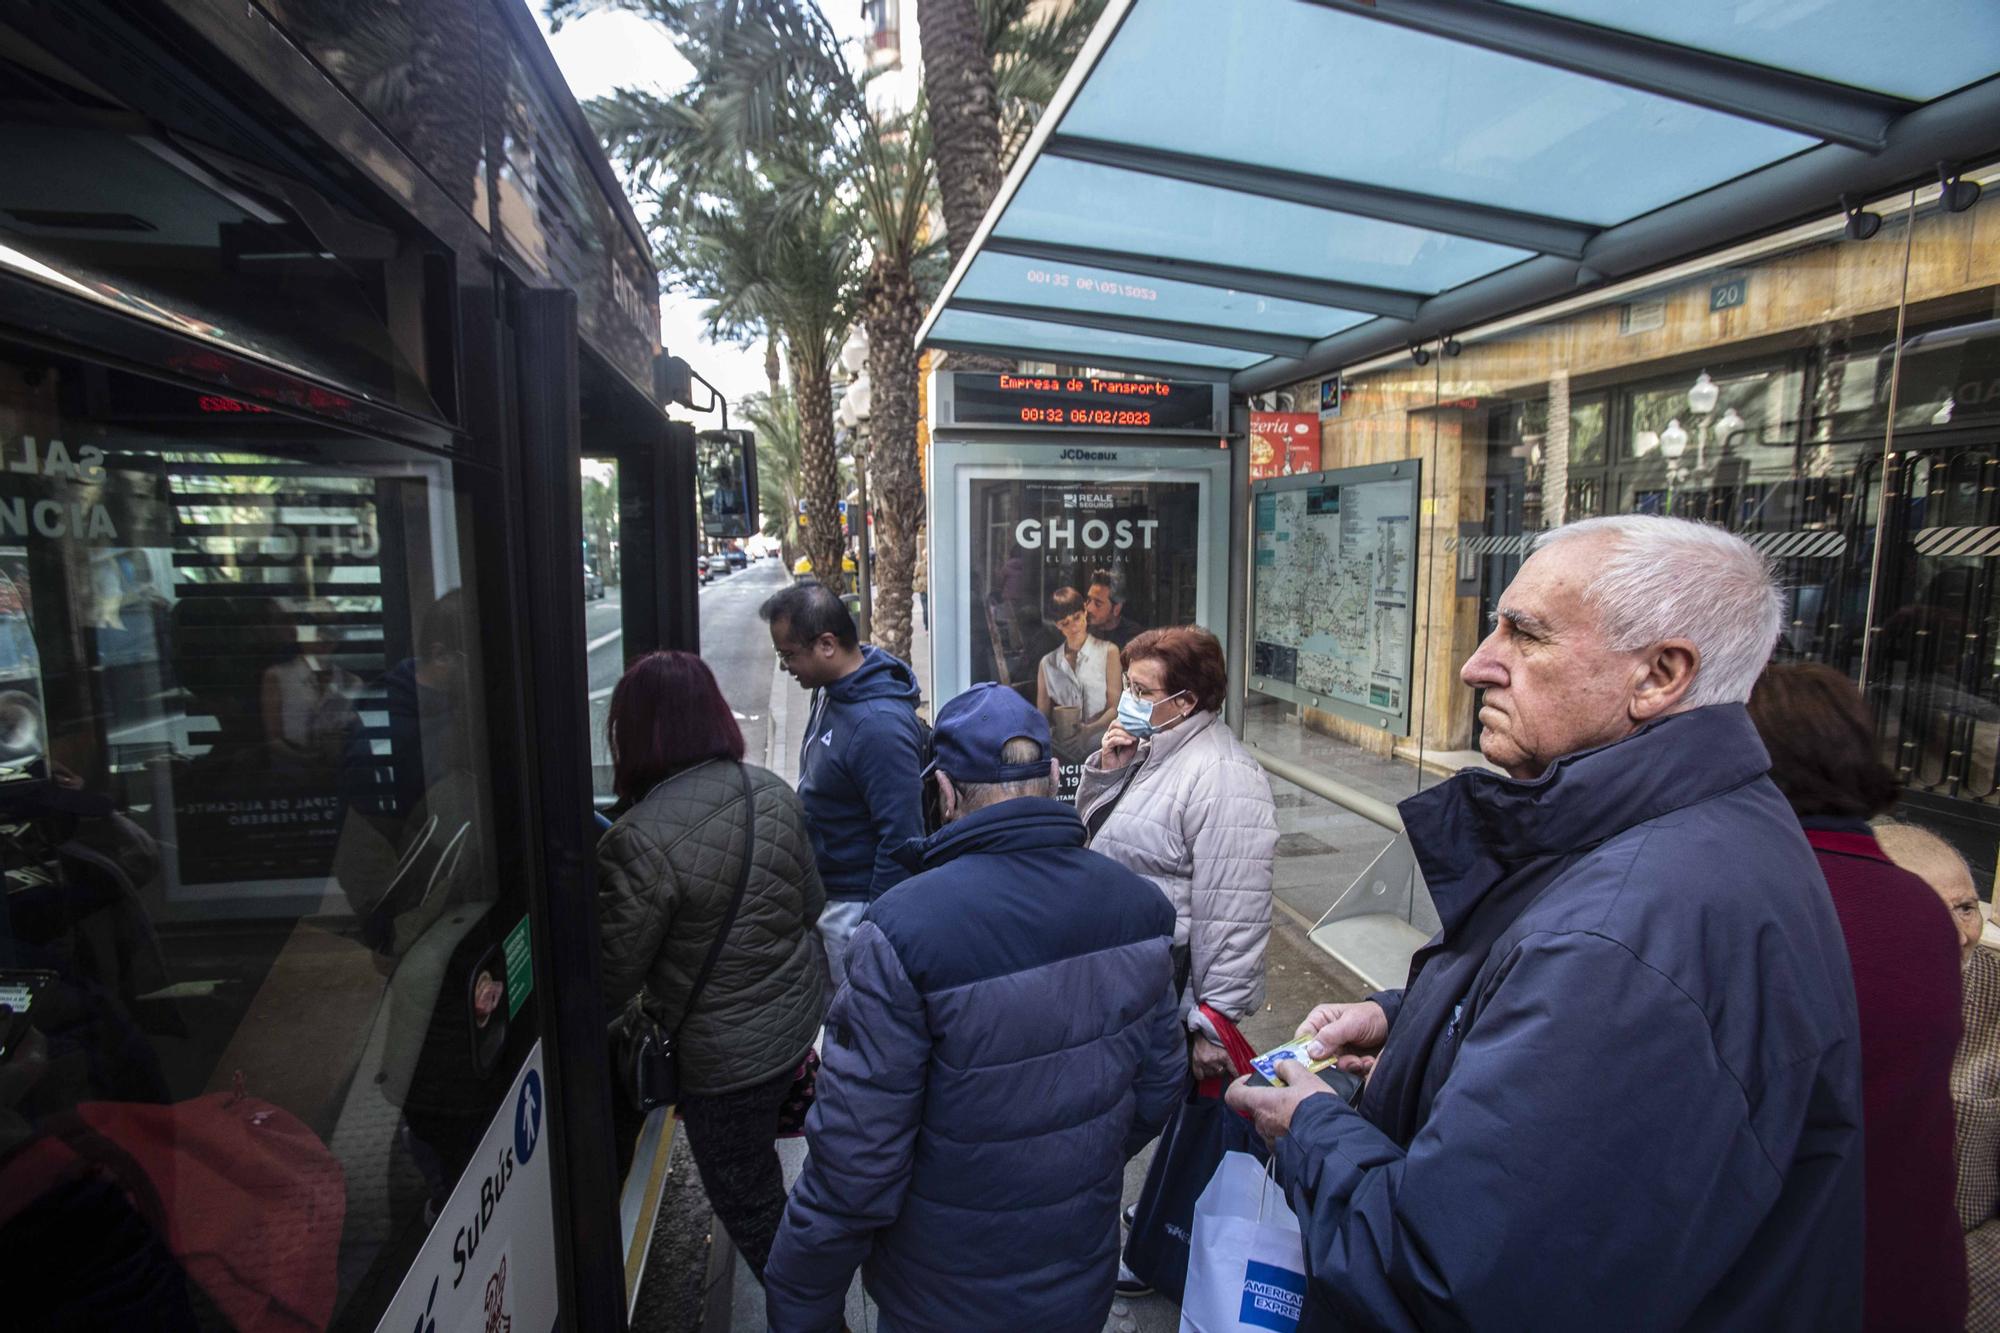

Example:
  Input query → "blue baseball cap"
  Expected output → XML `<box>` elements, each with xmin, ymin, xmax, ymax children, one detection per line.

<box><xmin>927</xmin><ymin>683</ymin><xmax>1052</xmax><ymax>785</ymax></box>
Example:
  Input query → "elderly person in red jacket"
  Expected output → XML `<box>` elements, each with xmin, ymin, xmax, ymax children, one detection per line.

<box><xmin>1749</xmin><ymin>662</ymin><xmax>1966</xmax><ymax>1331</ymax></box>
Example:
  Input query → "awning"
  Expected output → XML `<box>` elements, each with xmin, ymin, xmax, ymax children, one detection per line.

<box><xmin>918</xmin><ymin>0</ymin><xmax>2000</xmax><ymax>392</ymax></box>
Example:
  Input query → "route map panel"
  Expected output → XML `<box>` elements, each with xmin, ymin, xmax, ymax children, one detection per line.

<box><xmin>1252</xmin><ymin>461</ymin><xmax>1420</xmax><ymax>734</ymax></box>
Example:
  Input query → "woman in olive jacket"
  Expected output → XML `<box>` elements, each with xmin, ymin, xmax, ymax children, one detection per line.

<box><xmin>596</xmin><ymin>651</ymin><xmax>826</xmax><ymax>1282</ymax></box>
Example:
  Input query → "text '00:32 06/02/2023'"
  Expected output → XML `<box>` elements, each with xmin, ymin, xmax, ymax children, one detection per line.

<box><xmin>1017</xmin><ymin>407</ymin><xmax>1157</xmax><ymax>426</ymax></box>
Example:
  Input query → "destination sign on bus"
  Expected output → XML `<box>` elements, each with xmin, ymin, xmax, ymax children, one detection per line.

<box><xmin>944</xmin><ymin>373</ymin><xmax>1221</xmax><ymax>433</ymax></box>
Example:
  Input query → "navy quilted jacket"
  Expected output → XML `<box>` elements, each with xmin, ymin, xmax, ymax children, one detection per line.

<box><xmin>763</xmin><ymin>796</ymin><xmax>1185</xmax><ymax>1332</ymax></box>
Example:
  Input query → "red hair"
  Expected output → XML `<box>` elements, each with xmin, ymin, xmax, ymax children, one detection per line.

<box><xmin>1123</xmin><ymin>625</ymin><xmax>1228</xmax><ymax>714</ymax></box>
<box><xmin>608</xmin><ymin>651</ymin><xmax>745</xmax><ymax>801</ymax></box>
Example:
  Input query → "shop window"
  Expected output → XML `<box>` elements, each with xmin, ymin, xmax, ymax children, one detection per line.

<box><xmin>0</xmin><ymin>346</ymin><xmax>529</xmax><ymax>1330</ymax></box>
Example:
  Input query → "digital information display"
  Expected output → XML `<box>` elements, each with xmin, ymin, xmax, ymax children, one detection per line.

<box><xmin>940</xmin><ymin>372</ymin><xmax>1224</xmax><ymax>434</ymax></box>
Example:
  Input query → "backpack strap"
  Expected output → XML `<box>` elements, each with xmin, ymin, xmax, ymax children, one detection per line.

<box><xmin>676</xmin><ymin>763</ymin><xmax>756</xmax><ymax>1033</ymax></box>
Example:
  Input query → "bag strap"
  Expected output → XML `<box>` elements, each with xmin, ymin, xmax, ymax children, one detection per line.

<box><xmin>676</xmin><ymin>763</ymin><xmax>756</xmax><ymax>1034</ymax></box>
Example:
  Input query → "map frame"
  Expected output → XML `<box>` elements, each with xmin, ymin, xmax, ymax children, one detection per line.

<box><xmin>1249</xmin><ymin>458</ymin><xmax>1422</xmax><ymax>737</ymax></box>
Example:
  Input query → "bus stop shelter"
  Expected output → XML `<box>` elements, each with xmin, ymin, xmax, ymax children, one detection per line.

<box><xmin>918</xmin><ymin>0</ymin><xmax>2000</xmax><ymax>390</ymax></box>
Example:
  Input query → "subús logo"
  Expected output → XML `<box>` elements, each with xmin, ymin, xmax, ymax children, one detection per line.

<box><xmin>1239</xmin><ymin>1259</ymin><xmax>1306</xmax><ymax>1332</ymax></box>
<box><xmin>451</xmin><ymin>1070</ymin><xmax>542</xmax><ymax>1290</ymax></box>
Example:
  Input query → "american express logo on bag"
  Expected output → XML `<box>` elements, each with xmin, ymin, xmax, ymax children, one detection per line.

<box><xmin>1239</xmin><ymin>1259</ymin><xmax>1305</xmax><ymax>1332</ymax></box>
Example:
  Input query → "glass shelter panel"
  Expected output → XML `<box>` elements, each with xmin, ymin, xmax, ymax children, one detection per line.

<box><xmin>1060</xmin><ymin>0</ymin><xmax>1816</xmax><ymax>228</ymax></box>
<box><xmin>1869</xmin><ymin>181</ymin><xmax>2000</xmax><ymax>869</ymax></box>
<box><xmin>0</xmin><ymin>342</ymin><xmax>537</xmax><ymax>1331</ymax></box>
<box><xmin>929</xmin><ymin>308</ymin><xmax>1262</xmax><ymax>371</ymax></box>
<box><xmin>1506</xmin><ymin>0</ymin><xmax>2000</xmax><ymax>102</ymax></box>
<box><xmin>997</xmin><ymin>158</ymin><xmax>1535</xmax><ymax>296</ymax></box>
<box><xmin>956</xmin><ymin>252</ymin><xmax>1370</xmax><ymax>342</ymax></box>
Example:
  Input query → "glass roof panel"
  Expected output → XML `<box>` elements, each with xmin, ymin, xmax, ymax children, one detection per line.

<box><xmin>956</xmin><ymin>252</ymin><xmax>1370</xmax><ymax>340</ymax></box>
<box><xmin>994</xmin><ymin>158</ymin><xmax>1532</xmax><ymax>294</ymax></box>
<box><xmin>1505</xmin><ymin>0</ymin><xmax>2000</xmax><ymax>102</ymax></box>
<box><xmin>928</xmin><ymin>309</ymin><xmax>1264</xmax><ymax>370</ymax></box>
<box><xmin>1059</xmin><ymin>0</ymin><xmax>1816</xmax><ymax>228</ymax></box>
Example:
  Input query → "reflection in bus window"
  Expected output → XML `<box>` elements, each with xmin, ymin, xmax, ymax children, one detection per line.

<box><xmin>0</xmin><ymin>347</ymin><xmax>527</xmax><ymax>1331</ymax></box>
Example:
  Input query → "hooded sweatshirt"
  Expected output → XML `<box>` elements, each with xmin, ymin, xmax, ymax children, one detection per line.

<box><xmin>797</xmin><ymin>644</ymin><xmax>925</xmax><ymax>901</ymax></box>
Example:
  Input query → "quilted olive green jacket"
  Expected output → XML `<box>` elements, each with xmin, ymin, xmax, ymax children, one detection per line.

<box><xmin>597</xmin><ymin>759</ymin><xmax>826</xmax><ymax>1095</ymax></box>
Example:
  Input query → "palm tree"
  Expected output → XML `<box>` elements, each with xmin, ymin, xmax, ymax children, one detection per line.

<box><xmin>921</xmin><ymin>0</ymin><xmax>1106</xmax><ymax>267</ymax></box>
<box><xmin>575</xmin><ymin>0</ymin><xmax>937</xmax><ymax>658</ymax></box>
<box><xmin>985</xmin><ymin>0</ymin><xmax>1107</xmax><ymax>162</ymax></box>
<box><xmin>581</xmin><ymin>14</ymin><xmax>861</xmax><ymax>591</ymax></box>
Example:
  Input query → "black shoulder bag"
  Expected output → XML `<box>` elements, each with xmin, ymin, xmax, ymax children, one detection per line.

<box><xmin>614</xmin><ymin>763</ymin><xmax>755</xmax><ymax>1112</ymax></box>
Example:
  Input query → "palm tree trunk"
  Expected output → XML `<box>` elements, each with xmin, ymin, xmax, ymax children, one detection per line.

<box><xmin>864</xmin><ymin>257</ymin><xmax>924</xmax><ymax>666</ymax></box>
<box><xmin>792</xmin><ymin>343</ymin><xmax>846</xmax><ymax>595</ymax></box>
<box><xmin>918</xmin><ymin>0</ymin><xmax>1002</xmax><ymax>272</ymax></box>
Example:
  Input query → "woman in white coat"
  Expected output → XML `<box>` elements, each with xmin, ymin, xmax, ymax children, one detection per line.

<box><xmin>1075</xmin><ymin>625</ymin><xmax>1278</xmax><ymax>1082</ymax></box>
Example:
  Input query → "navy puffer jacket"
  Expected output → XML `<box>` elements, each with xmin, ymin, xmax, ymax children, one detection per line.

<box><xmin>764</xmin><ymin>797</ymin><xmax>1185</xmax><ymax>1332</ymax></box>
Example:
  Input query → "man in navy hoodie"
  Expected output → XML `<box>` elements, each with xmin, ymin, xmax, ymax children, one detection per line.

<box><xmin>761</xmin><ymin>582</ymin><xmax>925</xmax><ymax>982</ymax></box>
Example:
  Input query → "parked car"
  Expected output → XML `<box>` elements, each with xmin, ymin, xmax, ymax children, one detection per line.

<box><xmin>583</xmin><ymin>566</ymin><xmax>604</xmax><ymax>600</ymax></box>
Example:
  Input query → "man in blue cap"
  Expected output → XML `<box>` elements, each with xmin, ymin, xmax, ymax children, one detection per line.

<box><xmin>764</xmin><ymin>684</ymin><xmax>1186</xmax><ymax>1332</ymax></box>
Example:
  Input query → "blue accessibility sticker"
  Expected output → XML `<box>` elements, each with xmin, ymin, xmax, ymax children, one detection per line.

<box><xmin>1239</xmin><ymin>1258</ymin><xmax>1306</xmax><ymax>1332</ymax></box>
<box><xmin>515</xmin><ymin>1067</ymin><xmax>543</xmax><ymax>1165</ymax></box>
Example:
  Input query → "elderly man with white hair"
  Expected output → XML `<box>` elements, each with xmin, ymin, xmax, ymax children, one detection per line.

<box><xmin>1230</xmin><ymin>515</ymin><xmax>1863</xmax><ymax>1332</ymax></box>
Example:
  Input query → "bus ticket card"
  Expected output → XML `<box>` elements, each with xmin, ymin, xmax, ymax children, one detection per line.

<box><xmin>1249</xmin><ymin>1038</ymin><xmax>1337</xmax><ymax>1084</ymax></box>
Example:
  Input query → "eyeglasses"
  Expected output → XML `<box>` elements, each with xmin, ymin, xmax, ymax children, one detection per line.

<box><xmin>775</xmin><ymin>634</ymin><xmax>829</xmax><ymax>665</ymax></box>
<box><xmin>1123</xmin><ymin>676</ymin><xmax>1168</xmax><ymax>701</ymax></box>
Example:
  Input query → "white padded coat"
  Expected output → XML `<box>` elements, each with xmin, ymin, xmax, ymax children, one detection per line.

<box><xmin>1075</xmin><ymin>711</ymin><xmax>1278</xmax><ymax>1032</ymax></box>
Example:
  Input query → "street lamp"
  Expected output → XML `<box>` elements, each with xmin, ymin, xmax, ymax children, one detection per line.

<box><xmin>1660</xmin><ymin>418</ymin><xmax>1689</xmax><ymax>463</ymax></box>
<box><xmin>1687</xmin><ymin>371</ymin><xmax>1720</xmax><ymax>417</ymax></box>
<box><xmin>1714</xmin><ymin>407</ymin><xmax>1744</xmax><ymax>450</ymax></box>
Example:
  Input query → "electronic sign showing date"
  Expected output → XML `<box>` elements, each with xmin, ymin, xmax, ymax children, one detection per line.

<box><xmin>944</xmin><ymin>373</ymin><xmax>1222</xmax><ymax>434</ymax></box>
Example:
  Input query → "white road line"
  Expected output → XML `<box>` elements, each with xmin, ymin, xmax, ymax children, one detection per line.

<box><xmin>587</xmin><ymin>627</ymin><xmax>622</xmax><ymax>652</ymax></box>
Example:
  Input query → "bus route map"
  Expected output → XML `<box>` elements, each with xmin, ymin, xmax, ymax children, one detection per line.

<box><xmin>1253</xmin><ymin>474</ymin><xmax>1416</xmax><ymax>719</ymax></box>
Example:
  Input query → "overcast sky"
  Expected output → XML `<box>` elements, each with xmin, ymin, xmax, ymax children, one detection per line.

<box><xmin>533</xmin><ymin>5</ymin><xmax>912</xmax><ymax>414</ymax></box>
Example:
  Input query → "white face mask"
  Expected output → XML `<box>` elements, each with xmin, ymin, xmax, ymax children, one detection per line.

<box><xmin>1117</xmin><ymin>687</ymin><xmax>1186</xmax><ymax>738</ymax></box>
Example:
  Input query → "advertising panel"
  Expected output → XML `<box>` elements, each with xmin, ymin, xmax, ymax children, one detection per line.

<box><xmin>1251</xmin><ymin>461</ymin><xmax>1420</xmax><ymax>734</ymax></box>
<box><xmin>931</xmin><ymin>438</ymin><xmax>1233</xmax><ymax>799</ymax></box>
<box><xmin>1248</xmin><ymin>412</ymin><xmax>1320</xmax><ymax>481</ymax></box>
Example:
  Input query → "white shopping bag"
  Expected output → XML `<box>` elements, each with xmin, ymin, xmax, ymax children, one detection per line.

<box><xmin>1179</xmin><ymin>1151</ymin><xmax>1309</xmax><ymax>1333</ymax></box>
